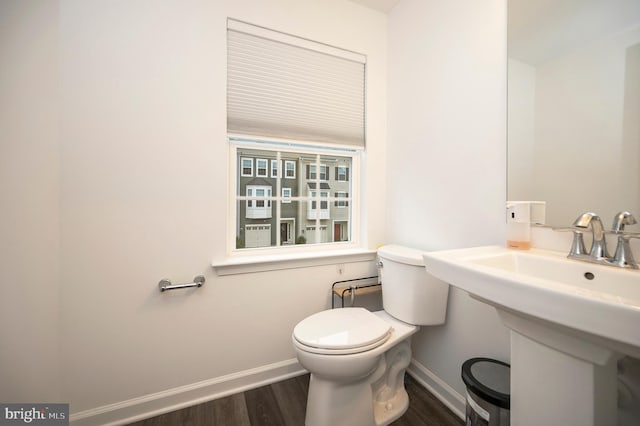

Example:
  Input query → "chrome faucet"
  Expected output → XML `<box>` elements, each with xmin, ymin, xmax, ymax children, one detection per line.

<box><xmin>572</xmin><ymin>212</ymin><xmax>610</xmax><ymax>259</ymax></box>
<box><xmin>609</xmin><ymin>211</ymin><xmax>639</xmax><ymax>269</ymax></box>
<box><xmin>612</xmin><ymin>211</ymin><xmax>636</xmax><ymax>232</ymax></box>
<box><xmin>560</xmin><ymin>211</ymin><xmax>640</xmax><ymax>269</ymax></box>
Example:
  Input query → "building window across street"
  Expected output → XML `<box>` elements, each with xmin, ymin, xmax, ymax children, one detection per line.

<box><xmin>233</xmin><ymin>144</ymin><xmax>355</xmax><ymax>249</ymax></box>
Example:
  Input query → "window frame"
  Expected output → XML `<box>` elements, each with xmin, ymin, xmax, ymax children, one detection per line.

<box><xmin>308</xmin><ymin>164</ymin><xmax>329</xmax><ymax>181</ymax></box>
<box><xmin>256</xmin><ymin>158</ymin><xmax>268</xmax><ymax>177</ymax></box>
<box><xmin>245</xmin><ymin>184</ymin><xmax>273</xmax><ymax>218</ymax></box>
<box><xmin>282</xmin><ymin>187</ymin><xmax>292</xmax><ymax>203</ymax></box>
<box><xmin>337</xmin><ymin>166</ymin><xmax>349</xmax><ymax>182</ymax></box>
<box><xmin>335</xmin><ymin>191</ymin><xmax>349</xmax><ymax>208</ymax></box>
<box><xmin>284</xmin><ymin>160</ymin><xmax>296</xmax><ymax>179</ymax></box>
<box><xmin>241</xmin><ymin>157</ymin><xmax>253</xmax><ymax>177</ymax></box>
<box><xmin>228</xmin><ymin>137</ymin><xmax>360</xmax><ymax>256</ymax></box>
<box><xmin>308</xmin><ymin>190</ymin><xmax>330</xmax><ymax>219</ymax></box>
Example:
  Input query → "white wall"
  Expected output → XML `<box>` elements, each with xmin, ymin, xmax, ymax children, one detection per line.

<box><xmin>387</xmin><ymin>0</ymin><xmax>510</xmax><ymax>403</ymax></box>
<box><xmin>0</xmin><ymin>0</ymin><xmax>387</xmax><ymax>419</ymax></box>
<box><xmin>0</xmin><ymin>0</ymin><xmax>61</xmax><ymax>402</ymax></box>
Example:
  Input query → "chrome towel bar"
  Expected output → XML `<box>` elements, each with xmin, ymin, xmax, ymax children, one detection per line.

<box><xmin>158</xmin><ymin>275</ymin><xmax>205</xmax><ymax>292</ymax></box>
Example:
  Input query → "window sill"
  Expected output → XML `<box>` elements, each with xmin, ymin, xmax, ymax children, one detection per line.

<box><xmin>212</xmin><ymin>248</ymin><xmax>377</xmax><ymax>276</ymax></box>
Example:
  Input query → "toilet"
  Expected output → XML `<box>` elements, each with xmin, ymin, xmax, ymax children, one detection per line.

<box><xmin>292</xmin><ymin>245</ymin><xmax>450</xmax><ymax>426</ymax></box>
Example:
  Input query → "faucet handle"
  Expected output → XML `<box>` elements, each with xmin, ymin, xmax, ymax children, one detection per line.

<box><xmin>552</xmin><ymin>227</ymin><xmax>588</xmax><ymax>258</ymax></box>
<box><xmin>612</xmin><ymin>211</ymin><xmax>637</xmax><ymax>232</ymax></box>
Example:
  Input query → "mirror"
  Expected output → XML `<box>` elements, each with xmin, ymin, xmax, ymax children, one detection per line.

<box><xmin>507</xmin><ymin>0</ymin><xmax>640</xmax><ymax>227</ymax></box>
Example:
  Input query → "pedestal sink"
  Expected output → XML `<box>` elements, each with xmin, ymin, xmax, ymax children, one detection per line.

<box><xmin>422</xmin><ymin>246</ymin><xmax>640</xmax><ymax>426</ymax></box>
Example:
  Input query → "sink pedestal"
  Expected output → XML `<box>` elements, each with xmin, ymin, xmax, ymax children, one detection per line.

<box><xmin>498</xmin><ymin>309</ymin><xmax>619</xmax><ymax>426</ymax></box>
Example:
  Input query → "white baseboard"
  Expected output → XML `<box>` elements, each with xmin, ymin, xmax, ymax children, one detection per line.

<box><xmin>70</xmin><ymin>359</ymin><xmax>306</xmax><ymax>426</ymax></box>
<box><xmin>407</xmin><ymin>358</ymin><xmax>466</xmax><ymax>420</ymax></box>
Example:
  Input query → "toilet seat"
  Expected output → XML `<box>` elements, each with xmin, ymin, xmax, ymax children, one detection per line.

<box><xmin>293</xmin><ymin>307</ymin><xmax>392</xmax><ymax>355</ymax></box>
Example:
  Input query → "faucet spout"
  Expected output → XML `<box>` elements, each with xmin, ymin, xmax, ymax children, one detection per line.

<box><xmin>612</xmin><ymin>211</ymin><xmax>637</xmax><ymax>232</ymax></box>
<box><xmin>572</xmin><ymin>212</ymin><xmax>610</xmax><ymax>259</ymax></box>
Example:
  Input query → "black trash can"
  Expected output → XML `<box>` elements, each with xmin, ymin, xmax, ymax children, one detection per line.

<box><xmin>461</xmin><ymin>358</ymin><xmax>510</xmax><ymax>426</ymax></box>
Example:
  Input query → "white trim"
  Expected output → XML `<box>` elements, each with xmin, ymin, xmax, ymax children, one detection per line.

<box><xmin>70</xmin><ymin>359</ymin><xmax>305</xmax><ymax>426</ymax></box>
<box><xmin>407</xmin><ymin>359</ymin><xmax>466</xmax><ymax>421</ymax></box>
<box><xmin>229</xmin><ymin>134</ymin><xmax>361</xmax><ymax>154</ymax></box>
<box><xmin>213</xmin><ymin>248</ymin><xmax>376</xmax><ymax>276</ymax></box>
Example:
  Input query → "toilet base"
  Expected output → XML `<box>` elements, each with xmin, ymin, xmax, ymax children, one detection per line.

<box><xmin>373</xmin><ymin>387</ymin><xmax>409</xmax><ymax>425</ymax></box>
<box><xmin>304</xmin><ymin>339</ymin><xmax>413</xmax><ymax>426</ymax></box>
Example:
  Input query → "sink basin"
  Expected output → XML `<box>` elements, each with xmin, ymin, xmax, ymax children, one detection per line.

<box><xmin>422</xmin><ymin>246</ymin><xmax>640</xmax><ymax>358</ymax></box>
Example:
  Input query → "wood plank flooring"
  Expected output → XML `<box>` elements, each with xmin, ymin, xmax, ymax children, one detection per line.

<box><xmin>127</xmin><ymin>374</ymin><xmax>463</xmax><ymax>426</ymax></box>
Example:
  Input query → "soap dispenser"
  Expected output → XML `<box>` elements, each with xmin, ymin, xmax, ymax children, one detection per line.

<box><xmin>506</xmin><ymin>202</ymin><xmax>531</xmax><ymax>250</ymax></box>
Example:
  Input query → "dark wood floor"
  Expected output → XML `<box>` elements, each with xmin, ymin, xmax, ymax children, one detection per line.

<box><xmin>127</xmin><ymin>373</ymin><xmax>463</xmax><ymax>426</ymax></box>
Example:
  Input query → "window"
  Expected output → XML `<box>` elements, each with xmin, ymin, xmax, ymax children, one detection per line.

<box><xmin>335</xmin><ymin>191</ymin><xmax>349</xmax><ymax>208</ymax></box>
<box><xmin>241</xmin><ymin>158</ymin><xmax>253</xmax><ymax>177</ymax></box>
<box><xmin>308</xmin><ymin>190</ymin><xmax>329</xmax><ymax>219</ymax></box>
<box><xmin>282</xmin><ymin>187</ymin><xmax>292</xmax><ymax>203</ymax></box>
<box><xmin>227</xmin><ymin>19</ymin><xmax>364</xmax><ymax>252</ymax></box>
<box><xmin>285</xmin><ymin>161</ymin><xmax>296</xmax><ymax>179</ymax></box>
<box><xmin>256</xmin><ymin>159</ymin><xmax>268</xmax><ymax>177</ymax></box>
<box><xmin>246</xmin><ymin>185</ymin><xmax>272</xmax><ymax>219</ymax></box>
<box><xmin>233</xmin><ymin>144</ymin><xmax>355</xmax><ymax>248</ymax></box>
<box><xmin>307</xmin><ymin>164</ymin><xmax>328</xmax><ymax>181</ymax></box>
<box><xmin>336</xmin><ymin>166</ymin><xmax>349</xmax><ymax>182</ymax></box>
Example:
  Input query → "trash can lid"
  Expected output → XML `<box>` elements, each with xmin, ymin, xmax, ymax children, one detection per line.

<box><xmin>461</xmin><ymin>357</ymin><xmax>510</xmax><ymax>409</ymax></box>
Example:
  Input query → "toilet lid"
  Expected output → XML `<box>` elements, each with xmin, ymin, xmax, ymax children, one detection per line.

<box><xmin>293</xmin><ymin>307</ymin><xmax>391</xmax><ymax>353</ymax></box>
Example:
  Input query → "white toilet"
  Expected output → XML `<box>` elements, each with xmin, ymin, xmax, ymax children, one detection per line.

<box><xmin>292</xmin><ymin>245</ymin><xmax>450</xmax><ymax>426</ymax></box>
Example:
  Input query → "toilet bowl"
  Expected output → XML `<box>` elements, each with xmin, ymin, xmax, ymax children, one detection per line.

<box><xmin>292</xmin><ymin>245</ymin><xmax>450</xmax><ymax>426</ymax></box>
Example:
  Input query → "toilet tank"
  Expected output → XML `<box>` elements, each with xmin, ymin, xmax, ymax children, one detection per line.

<box><xmin>378</xmin><ymin>245</ymin><xmax>449</xmax><ymax>326</ymax></box>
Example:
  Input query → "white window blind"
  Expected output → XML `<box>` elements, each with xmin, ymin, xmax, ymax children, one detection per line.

<box><xmin>227</xmin><ymin>19</ymin><xmax>366</xmax><ymax>148</ymax></box>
